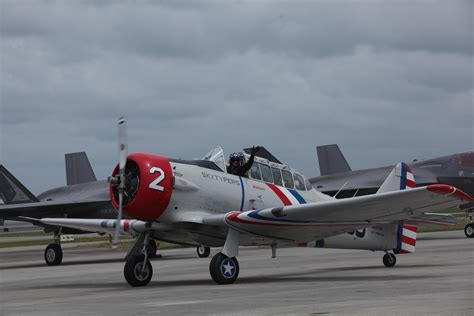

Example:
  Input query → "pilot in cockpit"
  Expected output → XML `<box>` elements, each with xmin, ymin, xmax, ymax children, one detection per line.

<box><xmin>227</xmin><ymin>146</ymin><xmax>261</xmax><ymax>177</ymax></box>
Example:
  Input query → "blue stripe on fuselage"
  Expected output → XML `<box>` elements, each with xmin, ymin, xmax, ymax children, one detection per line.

<box><xmin>288</xmin><ymin>189</ymin><xmax>306</xmax><ymax>204</ymax></box>
<box><xmin>239</xmin><ymin>177</ymin><xmax>245</xmax><ymax>211</ymax></box>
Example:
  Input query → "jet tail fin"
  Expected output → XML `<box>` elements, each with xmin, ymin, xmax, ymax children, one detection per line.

<box><xmin>316</xmin><ymin>144</ymin><xmax>351</xmax><ymax>176</ymax></box>
<box><xmin>377</xmin><ymin>162</ymin><xmax>416</xmax><ymax>194</ymax></box>
<box><xmin>0</xmin><ymin>165</ymin><xmax>39</xmax><ymax>204</ymax></box>
<box><xmin>65</xmin><ymin>152</ymin><xmax>97</xmax><ymax>186</ymax></box>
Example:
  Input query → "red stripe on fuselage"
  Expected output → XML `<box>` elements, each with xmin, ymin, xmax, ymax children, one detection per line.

<box><xmin>266</xmin><ymin>183</ymin><xmax>292</xmax><ymax>206</ymax></box>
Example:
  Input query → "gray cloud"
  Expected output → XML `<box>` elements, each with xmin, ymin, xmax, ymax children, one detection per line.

<box><xmin>1</xmin><ymin>0</ymin><xmax>472</xmax><ymax>194</ymax></box>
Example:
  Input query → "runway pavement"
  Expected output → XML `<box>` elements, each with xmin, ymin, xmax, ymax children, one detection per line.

<box><xmin>0</xmin><ymin>230</ymin><xmax>472</xmax><ymax>315</ymax></box>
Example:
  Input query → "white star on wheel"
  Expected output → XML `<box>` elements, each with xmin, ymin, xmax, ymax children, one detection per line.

<box><xmin>222</xmin><ymin>261</ymin><xmax>234</xmax><ymax>276</ymax></box>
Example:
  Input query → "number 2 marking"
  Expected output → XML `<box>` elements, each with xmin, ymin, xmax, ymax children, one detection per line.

<box><xmin>149</xmin><ymin>167</ymin><xmax>165</xmax><ymax>192</ymax></box>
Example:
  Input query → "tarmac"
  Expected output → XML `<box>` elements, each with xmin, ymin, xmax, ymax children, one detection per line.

<box><xmin>0</xmin><ymin>230</ymin><xmax>473</xmax><ymax>315</ymax></box>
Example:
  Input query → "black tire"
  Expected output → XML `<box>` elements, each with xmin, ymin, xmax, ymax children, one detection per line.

<box><xmin>147</xmin><ymin>240</ymin><xmax>158</xmax><ymax>258</ymax></box>
<box><xmin>124</xmin><ymin>255</ymin><xmax>153</xmax><ymax>287</ymax></box>
<box><xmin>197</xmin><ymin>246</ymin><xmax>211</xmax><ymax>258</ymax></box>
<box><xmin>383</xmin><ymin>253</ymin><xmax>396</xmax><ymax>267</ymax></box>
<box><xmin>209</xmin><ymin>252</ymin><xmax>239</xmax><ymax>284</ymax></box>
<box><xmin>44</xmin><ymin>243</ymin><xmax>63</xmax><ymax>266</ymax></box>
<box><xmin>464</xmin><ymin>223</ymin><xmax>474</xmax><ymax>238</ymax></box>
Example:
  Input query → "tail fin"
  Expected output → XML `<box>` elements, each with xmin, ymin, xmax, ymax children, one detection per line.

<box><xmin>377</xmin><ymin>162</ymin><xmax>418</xmax><ymax>254</ymax></box>
<box><xmin>377</xmin><ymin>162</ymin><xmax>416</xmax><ymax>194</ymax></box>
<box><xmin>0</xmin><ymin>165</ymin><xmax>39</xmax><ymax>204</ymax></box>
<box><xmin>316</xmin><ymin>144</ymin><xmax>352</xmax><ymax>176</ymax></box>
<box><xmin>65</xmin><ymin>152</ymin><xmax>97</xmax><ymax>186</ymax></box>
<box><xmin>394</xmin><ymin>224</ymin><xmax>418</xmax><ymax>254</ymax></box>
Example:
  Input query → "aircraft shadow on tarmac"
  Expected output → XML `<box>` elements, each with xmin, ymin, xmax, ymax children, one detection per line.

<box><xmin>17</xmin><ymin>272</ymin><xmax>437</xmax><ymax>290</ymax></box>
<box><xmin>5</xmin><ymin>263</ymin><xmax>449</xmax><ymax>290</ymax></box>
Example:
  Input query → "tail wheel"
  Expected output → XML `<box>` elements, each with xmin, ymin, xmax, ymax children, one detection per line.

<box><xmin>124</xmin><ymin>255</ymin><xmax>153</xmax><ymax>287</ymax></box>
<box><xmin>209</xmin><ymin>252</ymin><xmax>239</xmax><ymax>284</ymax></box>
<box><xmin>383</xmin><ymin>253</ymin><xmax>396</xmax><ymax>267</ymax></box>
<box><xmin>44</xmin><ymin>243</ymin><xmax>63</xmax><ymax>266</ymax></box>
<box><xmin>197</xmin><ymin>246</ymin><xmax>211</xmax><ymax>258</ymax></box>
<box><xmin>464</xmin><ymin>223</ymin><xmax>474</xmax><ymax>238</ymax></box>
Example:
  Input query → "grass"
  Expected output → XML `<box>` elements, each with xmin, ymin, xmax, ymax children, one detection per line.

<box><xmin>0</xmin><ymin>233</ymin><xmax>184</xmax><ymax>250</ymax></box>
<box><xmin>0</xmin><ymin>231</ymin><xmax>49</xmax><ymax>238</ymax></box>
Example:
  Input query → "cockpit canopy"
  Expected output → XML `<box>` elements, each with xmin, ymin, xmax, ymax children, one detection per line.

<box><xmin>243</xmin><ymin>153</ymin><xmax>313</xmax><ymax>191</ymax></box>
<box><xmin>202</xmin><ymin>146</ymin><xmax>312</xmax><ymax>191</ymax></box>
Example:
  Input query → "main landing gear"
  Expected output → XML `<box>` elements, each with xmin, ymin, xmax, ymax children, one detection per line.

<box><xmin>196</xmin><ymin>246</ymin><xmax>211</xmax><ymax>258</ymax></box>
<box><xmin>383</xmin><ymin>252</ymin><xmax>397</xmax><ymax>267</ymax></box>
<box><xmin>124</xmin><ymin>255</ymin><xmax>153</xmax><ymax>287</ymax></box>
<box><xmin>44</xmin><ymin>232</ymin><xmax>63</xmax><ymax>266</ymax></box>
<box><xmin>147</xmin><ymin>239</ymin><xmax>158</xmax><ymax>258</ymax></box>
<box><xmin>209</xmin><ymin>253</ymin><xmax>239</xmax><ymax>284</ymax></box>
<box><xmin>124</xmin><ymin>233</ymin><xmax>154</xmax><ymax>287</ymax></box>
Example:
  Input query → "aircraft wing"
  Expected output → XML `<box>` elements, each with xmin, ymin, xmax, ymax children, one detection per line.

<box><xmin>33</xmin><ymin>184</ymin><xmax>472</xmax><ymax>245</ymax></box>
<box><xmin>404</xmin><ymin>213</ymin><xmax>458</xmax><ymax>227</ymax></box>
<box><xmin>0</xmin><ymin>199</ymin><xmax>111</xmax><ymax>219</ymax></box>
<box><xmin>224</xmin><ymin>184</ymin><xmax>473</xmax><ymax>241</ymax></box>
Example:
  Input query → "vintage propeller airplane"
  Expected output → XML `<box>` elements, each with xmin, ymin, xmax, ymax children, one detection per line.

<box><xmin>38</xmin><ymin>118</ymin><xmax>474</xmax><ymax>287</ymax></box>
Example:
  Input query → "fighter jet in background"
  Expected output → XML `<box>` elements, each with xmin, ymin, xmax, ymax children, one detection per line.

<box><xmin>309</xmin><ymin>144</ymin><xmax>474</xmax><ymax>237</ymax></box>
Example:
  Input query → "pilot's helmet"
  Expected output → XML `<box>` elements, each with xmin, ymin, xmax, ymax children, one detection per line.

<box><xmin>229</xmin><ymin>152</ymin><xmax>245</xmax><ymax>165</ymax></box>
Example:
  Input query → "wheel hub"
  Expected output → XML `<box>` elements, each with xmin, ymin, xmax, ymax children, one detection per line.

<box><xmin>466</xmin><ymin>226</ymin><xmax>473</xmax><ymax>235</ymax></box>
<box><xmin>220</xmin><ymin>258</ymin><xmax>236</xmax><ymax>278</ymax></box>
<box><xmin>133</xmin><ymin>262</ymin><xmax>149</xmax><ymax>281</ymax></box>
<box><xmin>46</xmin><ymin>249</ymin><xmax>56</xmax><ymax>262</ymax></box>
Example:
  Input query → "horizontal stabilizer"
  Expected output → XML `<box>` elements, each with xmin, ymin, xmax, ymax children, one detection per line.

<box><xmin>65</xmin><ymin>152</ymin><xmax>97</xmax><ymax>185</ymax></box>
<box><xmin>316</xmin><ymin>144</ymin><xmax>351</xmax><ymax>176</ymax></box>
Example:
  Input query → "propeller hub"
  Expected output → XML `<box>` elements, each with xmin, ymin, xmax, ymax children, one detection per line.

<box><xmin>109</xmin><ymin>153</ymin><xmax>173</xmax><ymax>222</ymax></box>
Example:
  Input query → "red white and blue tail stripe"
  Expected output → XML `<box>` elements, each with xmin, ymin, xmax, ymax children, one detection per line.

<box><xmin>400</xmin><ymin>163</ymin><xmax>416</xmax><ymax>189</ymax></box>
<box><xmin>394</xmin><ymin>224</ymin><xmax>418</xmax><ymax>254</ymax></box>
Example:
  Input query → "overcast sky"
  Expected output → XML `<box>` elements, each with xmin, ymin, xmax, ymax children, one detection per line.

<box><xmin>1</xmin><ymin>0</ymin><xmax>473</xmax><ymax>195</ymax></box>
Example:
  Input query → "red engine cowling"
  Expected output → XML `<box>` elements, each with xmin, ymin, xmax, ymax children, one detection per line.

<box><xmin>109</xmin><ymin>153</ymin><xmax>173</xmax><ymax>222</ymax></box>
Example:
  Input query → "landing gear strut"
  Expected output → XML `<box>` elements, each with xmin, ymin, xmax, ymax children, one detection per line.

<box><xmin>147</xmin><ymin>239</ymin><xmax>158</xmax><ymax>258</ymax></box>
<box><xmin>383</xmin><ymin>252</ymin><xmax>396</xmax><ymax>267</ymax></box>
<box><xmin>44</xmin><ymin>232</ymin><xmax>63</xmax><ymax>266</ymax></box>
<box><xmin>209</xmin><ymin>252</ymin><xmax>239</xmax><ymax>284</ymax></box>
<box><xmin>124</xmin><ymin>233</ymin><xmax>153</xmax><ymax>287</ymax></box>
<box><xmin>197</xmin><ymin>246</ymin><xmax>211</xmax><ymax>258</ymax></box>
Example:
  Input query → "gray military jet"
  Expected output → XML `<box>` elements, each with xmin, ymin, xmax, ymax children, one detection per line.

<box><xmin>0</xmin><ymin>152</ymin><xmax>160</xmax><ymax>265</ymax></box>
<box><xmin>309</xmin><ymin>144</ymin><xmax>474</xmax><ymax>237</ymax></box>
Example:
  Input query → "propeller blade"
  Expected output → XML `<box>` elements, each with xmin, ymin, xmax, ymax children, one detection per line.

<box><xmin>112</xmin><ymin>116</ymin><xmax>128</xmax><ymax>248</ymax></box>
<box><xmin>118</xmin><ymin>117</ymin><xmax>128</xmax><ymax>173</ymax></box>
<box><xmin>112</xmin><ymin>190</ymin><xmax>123</xmax><ymax>248</ymax></box>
